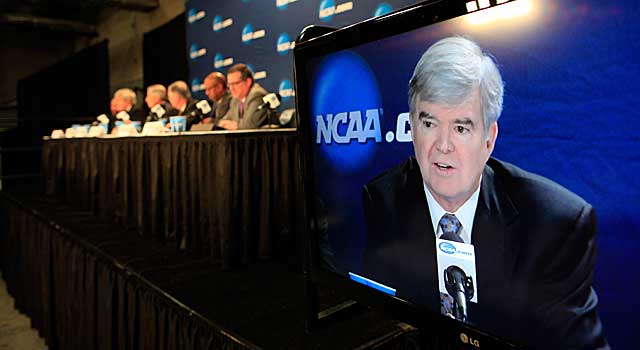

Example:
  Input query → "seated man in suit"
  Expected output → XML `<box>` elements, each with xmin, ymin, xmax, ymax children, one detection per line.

<box><xmin>109</xmin><ymin>88</ymin><xmax>145</xmax><ymax>132</ymax></box>
<box><xmin>361</xmin><ymin>36</ymin><xmax>608</xmax><ymax>349</ymax></box>
<box><xmin>202</xmin><ymin>72</ymin><xmax>232</xmax><ymax>125</ymax></box>
<box><xmin>144</xmin><ymin>84</ymin><xmax>178</xmax><ymax>122</ymax></box>
<box><xmin>167</xmin><ymin>80</ymin><xmax>200</xmax><ymax>130</ymax></box>
<box><xmin>217</xmin><ymin>63</ymin><xmax>268</xmax><ymax>130</ymax></box>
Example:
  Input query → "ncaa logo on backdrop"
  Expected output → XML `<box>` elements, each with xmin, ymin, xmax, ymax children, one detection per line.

<box><xmin>312</xmin><ymin>51</ymin><xmax>383</xmax><ymax>173</ymax></box>
<box><xmin>191</xmin><ymin>78</ymin><xmax>205</xmax><ymax>92</ymax></box>
<box><xmin>212</xmin><ymin>15</ymin><xmax>233</xmax><ymax>32</ymax></box>
<box><xmin>187</xmin><ymin>8</ymin><xmax>205</xmax><ymax>23</ymax></box>
<box><xmin>276</xmin><ymin>0</ymin><xmax>298</xmax><ymax>10</ymax></box>
<box><xmin>319</xmin><ymin>0</ymin><xmax>354</xmax><ymax>22</ymax></box>
<box><xmin>374</xmin><ymin>3</ymin><xmax>393</xmax><ymax>17</ymax></box>
<box><xmin>246</xmin><ymin>64</ymin><xmax>268</xmax><ymax>80</ymax></box>
<box><xmin>214</xmin><ymin>53</ymin><xmax>234</xmax><ymax>69</ymax></box>
<box><xmin>189</xmin><ymin>44</ymin><xmax>206</xmax><ymax>59</ymax></box>
<box><xmin>279</xmin><ymin>80</ymin><xmax>294</xmax><ymax>101</ymax></box>
<box><xmin>277</xmin><ymin>33</ymin><xmax>295</xmax><ymax>55</ymax></box>
<box><xmin>242</xmin><ymin>24</ymin><xmax>266</xmax><ymax>44</ymax></box>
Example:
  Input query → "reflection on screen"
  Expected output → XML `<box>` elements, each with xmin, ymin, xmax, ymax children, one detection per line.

<box><xmin>303</xmin><ymin>0</ymin><xmax>639</xmax><ymax>348</ymax></box>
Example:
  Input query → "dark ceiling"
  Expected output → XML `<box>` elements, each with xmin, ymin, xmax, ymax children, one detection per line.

<box><xmin>0</xmin><ymin>0</ymin><xmax>158</xmax><ymax>35</ymax></box>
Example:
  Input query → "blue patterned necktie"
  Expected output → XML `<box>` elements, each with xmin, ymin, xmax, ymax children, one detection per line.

<box><xmin>439</xmin><ymin>213</ymin><xmax>463</xmax><ymax>243</ymax></box>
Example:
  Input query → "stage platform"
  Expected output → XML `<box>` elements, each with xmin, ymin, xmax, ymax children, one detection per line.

<box><xmin>0</xmin><ymin>191</ymin><xmax>419</xmax><ymax>350</ymax></box>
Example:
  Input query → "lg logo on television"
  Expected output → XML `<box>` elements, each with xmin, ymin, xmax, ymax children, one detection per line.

<box><xmin>460</xmin><ymin>332</ymin><xmax>480</xmax><ymax>347</ymax></box>
<box><xmin>212</xmin><ymin>15</ymin><xmax>233</xmax><ymax>32</ymax></box>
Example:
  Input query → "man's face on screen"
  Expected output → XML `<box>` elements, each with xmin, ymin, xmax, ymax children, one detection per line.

<box><xmin>410</xmin><ymin>89</ymin><xmax>497</xmax><ymax>212</ymax></box>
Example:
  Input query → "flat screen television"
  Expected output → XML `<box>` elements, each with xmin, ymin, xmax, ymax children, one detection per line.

<box><xmin>295</xmin><ymin>0</ymin><xmax>638</xmax><ymax>348</ymax></box>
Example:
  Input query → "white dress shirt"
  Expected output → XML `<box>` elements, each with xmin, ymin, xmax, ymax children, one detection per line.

<box><xmin>422</xmin><ymin>178</ymin><xmax>481</xmax><ymax>244</ymax></box>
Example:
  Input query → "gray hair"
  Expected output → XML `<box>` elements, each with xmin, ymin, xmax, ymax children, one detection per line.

<box><xmin>147</xmin><ymin>84</ymin><xmax>167</xmax><ymax>99</ymax></box>
<box><xmin>114</xmin><ymin>88</ymin><xmax>137</xmax><ymax>107</ymax></box>
<box><xmin>168</xmin><ymin>80</ymin><xmax>192</xmax><ymax>100</ymax></box>
<box><xmin>408</xmin><ymin>36</ymin><xmax>504</xmax><ymax>134</ymax></box>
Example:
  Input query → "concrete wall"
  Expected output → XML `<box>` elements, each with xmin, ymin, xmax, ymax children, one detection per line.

<box><xmin>75</xmin><ymin>0</ymin><xmax>185</xmax><ymax>92</ymax></box>
<box><xmin>0</xmin><ymin>29</ymin><xmax>80</xmax><ymax>129</ymax></box>
<box><xmin>0</xmin><ymin>0</ymin><xmax>185</xmax><ymax>129</ymax></box>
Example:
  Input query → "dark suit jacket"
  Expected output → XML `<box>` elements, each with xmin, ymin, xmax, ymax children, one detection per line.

<box><xmin>221</xmin><ymin>83</ymin><xmax>268</xmax><ymax>129</ymax></box>
<box><xmin>212</xmin><ymin>91</ymin><xmax>232</xmax><ymax>124</ymax></box>
<box><xmin>181</xmin><ymin>99</ymin><xmax>201</xmax><ymax>131</ymax></box>
<box><xmin>361</xmin><ymin>157</ymin><xmax>608</xmax><ymax>349</ymax></box>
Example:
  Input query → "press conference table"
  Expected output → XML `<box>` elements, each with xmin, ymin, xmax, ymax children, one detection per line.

<box><xmin>42</xmin><ymin>128</ymin><xmax>301</xmax><ymax>267</ymax></box>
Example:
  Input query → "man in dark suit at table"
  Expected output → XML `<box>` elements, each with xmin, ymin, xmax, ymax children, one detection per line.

<box><xmin>167</xmin><ymin>80</ymin><xmax>200</xmax><ymax>130</ymax></box>
<box><xmin>217</xmin><ymin>63</ymin><xmax>269</xmax><ymax>130</ymax></box>
<box><xmin>109</xmin><ymin>88</ymin><xmax>146</xmax><ymax>132</ymax></box>
<box><xmin>202</xmin><ymin>71</ymin><xmax>232</xmax><ymax>125</ymax></box>
<box><xmin>144</xmin><ymin>84</ymin><xmax>178</xmax><ymax>122</ymax></box>
<box><xmin>361</xmin><ymin>36</ymin><xmax>608</xmax><ymax>349</ymax></box>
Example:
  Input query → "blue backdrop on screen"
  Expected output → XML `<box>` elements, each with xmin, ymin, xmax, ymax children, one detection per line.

<box><xmin>185</xmin><ymin>0</ymin><xmax>415</xmax><ymax>110</ymax></box>
<box><xmin>305</xmin><ymin>1</ymin><xmax>639</xmax><ymax>348</ymax></box>
<box><xmin>186</xmin><ymin>0</ymin><xmax>640</xmax><ymax>348</ymax></box>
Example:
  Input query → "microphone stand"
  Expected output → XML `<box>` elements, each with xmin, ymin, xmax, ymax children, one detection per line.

<box><xmin>263</xmin><ymin>108</ymin><xmax>280</xmax><ymax>129</ymax></box>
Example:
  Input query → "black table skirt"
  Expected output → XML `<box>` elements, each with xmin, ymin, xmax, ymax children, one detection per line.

<box><xmin>0</xmin><ymin>194</ymin><xmax>260</xmax><ymax>350</ymax></box>
<box><xmin>42</xmin><ymin>130</ymin><xmax>301</xmax><ymax>266</ymax></box>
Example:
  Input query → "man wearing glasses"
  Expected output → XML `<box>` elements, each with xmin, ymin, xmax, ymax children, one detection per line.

<box><xmin>217</xmin><ymin>63</ymin><xmax>269</xmax><ymax>130</ymax></box>
<box><xmin>202</xmin><ymin>72</ymin><xmax>232</xmax><ymax>125</ymax></box>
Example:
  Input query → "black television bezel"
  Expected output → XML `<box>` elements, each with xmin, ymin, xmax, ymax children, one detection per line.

<box><xmin>293</xmin><ymin>0</ymin><xmax>523</xmax><ymax>348</ymax></box>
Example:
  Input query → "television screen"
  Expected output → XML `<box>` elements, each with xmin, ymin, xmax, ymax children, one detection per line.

<box><xmin>295</xmin><ymin>0</ymin><xmax>638</xmax><ymax>348</ymax></box>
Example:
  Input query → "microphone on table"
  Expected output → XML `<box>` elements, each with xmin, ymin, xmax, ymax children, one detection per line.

<box><xmin>96</xmin><ymin>114</ymin><xmax>110</xmax><ymax>124</ymax></box>
<box><xmin>196</xmin><ymin>99</ymin><xmax>212</xmax><ymax>114</ymax></box>
<box><xmin>116</xmin><ymin>111</ymin><xmax>131</xmax><ymax>122</ymax></box>
<box><xmin>187</xmin><ymin>100</ymin><xmax>212</xmax><ymax>124</ymax></box>
<box><xmin>257</xmin><ymin>93</ymin><xmax>281</xmax><ymax>110</ymax></box>
<box><xmin>147</xmin><ymin>104</ymin><xmax>166</xmax><ymax>122</ymax></box>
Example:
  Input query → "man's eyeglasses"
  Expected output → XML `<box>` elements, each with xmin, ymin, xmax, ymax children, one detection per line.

<box><xmin>228</xmin><ymin>80</ymin><xmax>245</xmax><ymax>87</ymax></box>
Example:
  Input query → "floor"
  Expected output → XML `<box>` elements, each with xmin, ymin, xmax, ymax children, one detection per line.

<box><xmin>0</xmin><ymin>192</ymin><xmax>420</xmax><ymax>350</ymax></box>
<box><xmin>0</xmin><ymin>272</ymin><xmax>47</xmax><ymax>350</ymax></box>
